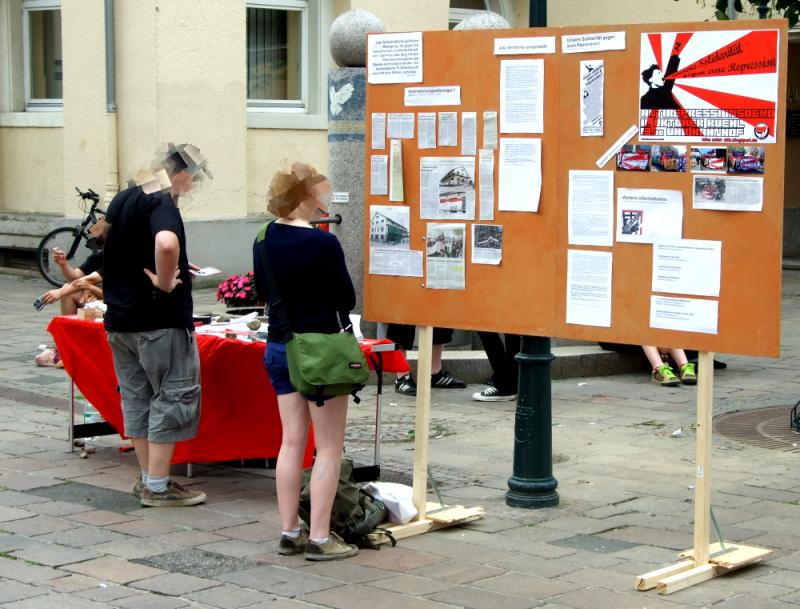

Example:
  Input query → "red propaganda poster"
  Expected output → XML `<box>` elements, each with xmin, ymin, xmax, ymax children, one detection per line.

<box><xmin>638</xmin><ymin>29</ymin><xmax>779</xmax><ymax>144</ymax></box>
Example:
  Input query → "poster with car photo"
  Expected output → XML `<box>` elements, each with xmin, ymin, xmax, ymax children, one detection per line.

<box><xmin>650</xmin><ymin>145</ymin><xmax>687</xmax><ymax>172</ymax></box>
<box><xmin>616</xmin><ymin>145</ymin><xmax>652</xmax><ymax>171</ymax></box>
<box><xmin>727</xmin><ymin>146</ymin><xmax>765</xmax><ymax>174</ymax></box>
<box><xmin>690</xmin><ymin>147</ymin><xmax>727</xmax><ymax>173</ymax></box>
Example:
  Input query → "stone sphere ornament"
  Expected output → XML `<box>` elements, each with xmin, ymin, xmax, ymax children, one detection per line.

<box><xmin>453</xmin><ymin>11</ymin><xmax>510</xmax><ymax>30</ymax></box>
<box><xmin>329</xmin><ymin>10</ymin><xmax>386</xmax><ymax>67</ymax></box>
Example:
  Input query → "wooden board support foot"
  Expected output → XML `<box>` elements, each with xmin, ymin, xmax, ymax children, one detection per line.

<box><xmin>636</xmin><ymin>559</ymin><xmax>694</xmax><ymax>591</ymax></box>
<box><xmin>368</xmin><ymin>501</ymin><xmax>485</xmax><ymax>546</ymax></box>
<box><xmin>656</xmin><ymin>564</ymin><xmax>717</xmax><ymax>595</ymax></box>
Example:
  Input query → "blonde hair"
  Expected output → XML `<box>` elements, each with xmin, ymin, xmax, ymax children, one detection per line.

<box><xmin>267</xmin><ymin>162</ymin><xmax>328</xmax><ymax>218</ymax></box>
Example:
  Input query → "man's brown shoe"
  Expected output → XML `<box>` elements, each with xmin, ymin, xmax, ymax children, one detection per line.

<box><xmin>140</xmin><ymin>480</ymin><xmax>206</xmax><ymax>507</ymax></box>
<box><xmin>132</xmin><ymin>476</ymin><xmax>144</xmax><ymax>499</ymax></box>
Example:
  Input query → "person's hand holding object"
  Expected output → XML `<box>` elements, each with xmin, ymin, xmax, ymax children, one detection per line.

<box><xmin>41</xmin><ymin>288</ymin><xmax>63</xmax><ymax>305</ymax></box>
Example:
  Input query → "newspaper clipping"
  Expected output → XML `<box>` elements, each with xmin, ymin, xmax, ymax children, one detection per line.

<box><xmin>692</xmin><ymin>175</ymin><xmax>763</xmax><ymax>211</ymax></box>
<box><xmin>420</xmin><ymin>157</ymin><xmax>476</xmax><ymax>220</ymax></box>
<box><xmin>368</xmin><ymin>205</ymin><xmax>422</xmax><ymax>277</ymax></box>
<box><xmin>580</xmin><ymin>60</ymin><xmax>604</xmax><ymax>137</ymax></box>
<box><xmin>472</xmin><ymin>224</ymin><xmax>503</xmax><ymax>265</ymax></box>
<box><xmin>426</xmin><ymin>223</ymin><xmax>466</xmax><ymax>289</ymax></box>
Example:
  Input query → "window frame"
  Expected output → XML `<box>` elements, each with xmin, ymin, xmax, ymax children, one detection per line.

<box><xmin>22</xmin><ymin>0</ymin><xmax>62</xmax><ymax>112</ymax></box>
<box><xmin>246</xmin><ymin>0</ymin><xmax>328</xmax><ymax>130</ymax></box>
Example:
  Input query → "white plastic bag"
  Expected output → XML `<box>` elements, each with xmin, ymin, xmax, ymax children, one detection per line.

<box><xmin>363</xmin><ymin>481</ymin><xmax>417</xmax><ymax>524</ymax></box>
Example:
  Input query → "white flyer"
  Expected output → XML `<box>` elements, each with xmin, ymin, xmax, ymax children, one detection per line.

<box><xmin>370</xmin><ymin>155</ymin><xmax>388</xmax><ymax>196</ymax></box>
<box><xmin>472</xmin><ymin>224</ymin><xmax>503</xmax><ymax>265</ymax></box>
<box><xmin>461</xmin><ymin>112</ymin><xmax>477</xmax><ymax>156</ymax></box>
<box><xmin>566</xmin><ymin>249</ymin><xmax>613</xmax><ymax>327</ymax></box>
<box><xmin>580</xmin><ymin>60</ymin><xmax>604</xmax><ymax>137</ymax></box>
<box><xmin>387</xmin><ymin>113</ymin><xmax>415</xmax><ymax>139</ymax></box>
<box><xmin>650</xmin><ymin>296</ymin><xmax>718</xmax><ymax>334</ymax></box>
<box><xmin>438</xmin><ymin>111</ymin><xmax>458</xmax><ymax>147</ymax></box>
<box><xmin>389</xmin><ymin>140</ymin><xmax>404</xmax><ymax>202</ymax></box>
<box><xmin>498</xmin><ymin>138</ymin><xmax>541</xmax><ymax>212</ymax></box>
<box><xmin>426</xmin><ymin>222</ymin><xmax>466</xmax><ymax>290</ymax></box>
<box><xmin>367</xmin><ymin>32</ymin><xmax>423</xmax><ymax>84</ymax></box>
<box><xmin>500</xmin><ymin>59</ymin><xmax>544</xmax><ymax>133</ymax></box>
<box><xmin>692</xmin><ymin>176</ymin><xmax>763</xmax><ymax>212</ymax></box>
<box><xmin>404</xmin><ymin>86</ymin><xmax>461</xmax><ymax>106</ymax></box>
<box><xmin>420</xmin><ymin>157</ymin><xmax>476</xmax><ymax>220</ymax></box>
<box><xmin>371</xmin><ymin>113</ymin><xmax>386</xmax><ymax>150</ymax></box>
<box><xmin>652</xmin><ymin>240</ymin><xmax>722</xmax><ymax>297</ymax></box>
<box><xmin>494</xmin><ymin>36</ymin><xmax>556</xmax><ymax>55</ymax></box>
<box><xmin>596</xmin><ymin>125</ymin><xmax>638</xmax><ymax>168</ymax></box>
<box><xmin>615</xmin><ymin>188</ymin><xmax>683</xmax><ymax>244</ymax></box>
<box><xmin>562</xmin><ymin>31</ymin><xmax>626</xmax><ymax>54</ymax></box>
<box><xmin>483</xmin><ymin>111</ymin><xmax>498</xmax><ymax>150</ymax></box>
<box><xmin>369</xmin><ymin>250</ymin><xmax>423</xmax><ymax>277</ymax></box>
<box><xmin>568</xmin><ymin>170</ymin><xmax>613</xmax><ymax>246</ymax></box>
<box><xmin>417</xmin><ymin>113</ymin><xmax>436</xmax><ymax>149</ymax></box>
<box><xmin>479</xmin><ymin>149</ymin><xmax>495</xmax><ymax>221</ymax></box>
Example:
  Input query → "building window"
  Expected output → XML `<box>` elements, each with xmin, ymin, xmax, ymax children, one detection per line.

<box><xmin>449</xmin><ymin>0</ymin><xmax>509</xmax><ymax>29</ymax></box>
<box><xmin>23</xmin><ymin>0</ymin><xmax>62</xmax><ymax>110</ymax></box>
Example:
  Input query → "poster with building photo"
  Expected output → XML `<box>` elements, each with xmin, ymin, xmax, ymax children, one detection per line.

<box><xmin>472</xmin><ymin>224</ymin><xmax>503</xmax><ymax>265</ymax></box>
<box><xmin>639</xmin><ymin>29</ymin><xmax>779</xmax><ymax>143</ymax></box>
<box><xmin>369</xmin><ymin>206</ymin><xmax>422</xmax><ymax>277</ymax></box>
<box><xmin>426</xmin><ymin>223</ymin><xmax>466</xmax><ymax>289</ymax></box>
<box><xmin>420</xmin><ymin>157</ymin><xmax>476</xmax><ymax>220</ymax></box>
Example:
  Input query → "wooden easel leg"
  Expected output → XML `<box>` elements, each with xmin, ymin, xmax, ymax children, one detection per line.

<box><xmin>692</xmin><ymin>351</ymin><xmax>714</xmax><ymax>567</ymax></box>
<box><xmin>412</xmin><ymin>326</ymin><xmax>433</xmax><ymax>521</ymax></box>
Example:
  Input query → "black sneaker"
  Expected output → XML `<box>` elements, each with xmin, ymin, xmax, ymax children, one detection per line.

<box><xmin>472</xmin><ymin>386</ymin><xmax>516</xmax><ymax>402</ymax></box>
<box><xmin>431</xmin><ymin>370</ymin><xmax>466</xmax><ymax>389</ymax></box>
<box><xmin>395</xmin><ymin>373</ymin><xmax>417</xmax><ymax>396</ymax></box>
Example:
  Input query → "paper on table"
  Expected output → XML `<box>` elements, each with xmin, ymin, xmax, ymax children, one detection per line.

<box><xmin>404</xmin><ymin>85</ymin><xmax>460</xmax><ymax>106</ymax></box>
<box><xmin>498</xmin><ymin>138</ymin><xmax>541</xmax><ymax>212</ymax></box>
<box><xmin>438</xmin><ymin>111</ymin><xmax>457</xmax><ymax>147</ymax></box>
<box><xmin>483</xmin><ymin>111</ymin><xmax>498</xmax><ymax>150</ymax></box>
<box><xmin>370</xmin><ymin>155</ymin><xmax>388</xmax><ymax>195</ymax></box>
<box><xmin>189</xmin><ymin>266</ymin><xmax>222</xmax><ymax>277</ymax></box>
<box><xmin>652</xmin><ymin>240</ymin><xmax>722</xmax><ymax>297</ymax></box>
<box><xmin>566</xmin><ymin>249</ymin><xmax>613</xmax><ymax>327</ymax></box>
<box><xmin>568</xmin><ymin>170</ymin><xmax>613</xmax><ymax>246</ymax></box>
<box><xmin>461</xmin><ymin>112</ymin><xmax>477</xmax><ymax>156</ymax></box>
<box><xmin>650</xmin><ymin>295</ymin><xmax>718</xmax><ymax>334</ymax></box>
<box><xmin>580</xmin><ymin>60</ymin><xmax>604</xmax><ymax>137</ymax></box>
<box><xmin>418</xmin><ymin>112</ymin><xmax>436</xmax><ymax>149</ymax></box>
<box><xmin>500</xmin><ymin>59</ymin><xmax>544</xmax><ymax>133</ymax></box>
<box><xmin>368</xmin><ymin>32</ymin><xmax>422</xmax><ymax>84</ymax></box>
<box><xmin>479</xmin><ymin>149</ymin><xmax>495</xmax><ymax>221</ymax></box>
<box><xmin>371</xmin><ymin>113</ymin><xmax>386</xmax><ymax>150</ymax></box>
<box><xmin>387</xmin><ymin>113</ymin><xmax>415</xmax><ymax>139</ymax></box>
<box><xmin>389</xmin><ymin>140</ymin><xmax>404</xmax><ymax>202</ymax></box>
<box><xmin>615</xmin><ymin>188</ymin><xmax>683</xmax><ymax>244</ymax></box>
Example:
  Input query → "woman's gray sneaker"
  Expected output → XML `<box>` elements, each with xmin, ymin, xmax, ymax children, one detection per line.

<box><xmin>140</xmin><ymin>480</ymin><xmax>206</xmax><ymax>507</ymax></box>
<box><xmin>304</xmin><ymin>532</ymin><xmax>358</xmax><ymax>561</ymax></box>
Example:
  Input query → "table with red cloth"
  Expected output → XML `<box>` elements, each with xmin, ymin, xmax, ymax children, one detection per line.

<box><xmin>48</xmin><ymin>316</ymin><xmax>409</xmax><ymax>466</ymax></box>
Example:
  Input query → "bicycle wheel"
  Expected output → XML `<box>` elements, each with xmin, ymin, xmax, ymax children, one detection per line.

<box><xmin>37</xmin><ymin>227</ymin><xmax>93</xmax><ymax>287</ymax></box>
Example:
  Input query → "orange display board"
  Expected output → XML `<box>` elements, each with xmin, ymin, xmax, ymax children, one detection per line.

<box><xmin>364</xmin><ymin>20</ymin><xmax>787</xmax><ymax>357</ymax></box>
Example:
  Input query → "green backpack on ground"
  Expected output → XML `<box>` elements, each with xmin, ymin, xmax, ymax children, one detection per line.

<box><xmin>298</xmin><ymin>456</ymin><xmax>393</xmax><ymax>549</ymax></box>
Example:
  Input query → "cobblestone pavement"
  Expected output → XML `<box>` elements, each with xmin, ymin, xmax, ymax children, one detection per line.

<box><xmin>1</xmin><ymin>271</ymin><xmax>799</xmax><ymax>608</ymax></box>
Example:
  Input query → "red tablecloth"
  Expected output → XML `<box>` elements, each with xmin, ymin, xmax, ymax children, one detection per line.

<box><xmin>48</xmin><ymin>316</ymin><xmax>408</xmax><ymax>465</ymax></box>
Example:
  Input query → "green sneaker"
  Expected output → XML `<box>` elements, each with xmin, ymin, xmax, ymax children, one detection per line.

<box><xmin>304</xmin><ymin>532</ymin><xmax>358</xmax><ymax>561</ymax></box>
<box><xmin>652</xmin><ymin>364</ymin><xmax>680</xmax><ymax>387</ymax></box>
<box><xmin>679</xmin><ymin>362</ymin><xmax>697</xmax><ymax>385</ymax></box>
<box><xmin>278</xmin><ymin>529</ymin><xmax>308</xmax><ymax>555</ymax></box>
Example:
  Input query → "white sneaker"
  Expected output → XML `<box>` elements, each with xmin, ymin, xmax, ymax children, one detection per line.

<box><xmin>472</xmin><ymin>386</ymin><xmax>516</xmax><ymax>402</ymax></box>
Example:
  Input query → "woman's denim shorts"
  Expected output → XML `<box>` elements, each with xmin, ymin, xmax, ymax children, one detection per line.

<box><xmin>264</xmin><ymin>340</ymin><xmax>335</xmax><ymax>402</ymax></box>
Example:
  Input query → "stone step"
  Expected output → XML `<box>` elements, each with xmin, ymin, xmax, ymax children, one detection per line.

<box><xmin>377</xmin><ymin>345</ymin><xmax>647</xmax><ymax>384</ymax></box>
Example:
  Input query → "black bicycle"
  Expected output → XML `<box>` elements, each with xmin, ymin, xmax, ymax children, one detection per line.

<box><xmin>37</xmin><ymin>187</ymin><xmax>106</xmax><ymax>287</ymax></box>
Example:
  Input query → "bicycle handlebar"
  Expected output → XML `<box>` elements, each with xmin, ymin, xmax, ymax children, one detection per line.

<box><xmin>74</xmin><ymin>186</ymin><xmax>100</xmax><ymax>203</ymax></box>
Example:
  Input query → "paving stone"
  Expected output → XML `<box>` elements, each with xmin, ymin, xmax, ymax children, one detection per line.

<box><xmin>0</xmin><ymin>533</ymin><xmax>42</xmax><ymax>552</ymax></box>
<box><xmin>303</xmin><ymin>583</ymin><xmax>463</xmax><ymax>609</ymax></box>
<box><xmin>13</xmin><ymin>542</ymin><xmax>102</xmax><ymax>566</ymax></box>
<box><xmin>113</xmin><ymin>594</ymin><xmax>191</xmax><ymax>609</ymax></box>
<box><xmin>66</xmin><ymin>509</ymin><xmax>138</xmax><ymax>526</ymax></box>
<box><xmin>63</xmin><ymin>556</ymin><xmax>167</xmax><ymax>584</ymax></box>
<box><xmin>706</xmin><ymin>593</ymin><xmax>798</xmax><ymax>608</ymax></box>
<box><xmin>24</xmin><ymin>500</ymin><xmax>96</xmax><ymax>517</ymax></box>
<box><xmin>550</xmin><ymin>587</ymin><xmax>679</xmax><ymax>609</ymax></box>
<box><xmin>73</xmin><ymin>583</ymin><xmax>142</xmax><ymax>603</ymax></box>
<box><xmin>154</xmin><ymin>530</ymin><xmax>227</xmax><ymax>547</ymax></box>
<box><xmin>425</xmin><ymin>584</ymin><xmax>541</xmax><ymax>609</ymax></box>
<box><xmin>489</xmin><ymin>555</ymin><xmax>579</xmax><ymax>579</ymax></box>
<box><xmin>556</xmin><ymin>567</ymin><xmax>645</xmax><ymax>593</ymax></box>
<box><xmin>598</xmin><ymin>526</ymin><xmax>693</xmax><ymax>550</ymax></box>
<box><xmin>0</xmin><ymin>591</ymin><xmax>112</xmax><ymax>609</ymax></box>
<box><xmin>213</xmin><ymin>521</ymin><xmax>278</xmax><ymax>543</ymax></box>
<box><xmin>548</xmin><ymin>533</ymin><xmax>640</xmax><ymax>554</ymax></box>
<box><xmin>45</xmin><ymin>573</ymin><xmax>104</xmax><ymax>593</ymax></box>
<box><xmin>391</xmin><ymin>535</ymin><xmax>509</xmax><ymax>563</ymax></box>
<box><xmin>24</xmin><ymin>480</ymin><xmax>142</xmax><ymax>513</ymax></box>
<box><xmin>366</xmin><ymin>573</ymin><xmax>454</xmax><ymax>595</ymax></box>
<box><xmin>133</xmin><ymin>548</ymin><xmax>261</xmax><ymax>579</ymax></box>
<box><xmin>0</xmin><ymin>557</ymin><xmax>65</xmax><ymax>583</ymax></box>
<box><xmin>0</xmin><ymin>580</ymin><xmax>43</xmax><ymax>603</ymax></box>
<box><xmin>126</xmin><ymin>505</ymin><xmax>255</xmax><ymax>532</ymax></box>
<box><xmin>348</xmin><ymin>545</ymin><xmax>446</xmax><ymax>572</ymax></box>
<box><xmin>219</xmin><ymin>565</ymin><xmax>343</xmax><ymax>596</ymax></box>
<box><xmin>475</xmin><ymin>571</ymin><xmax>579</xmax><ymax>601</ymax></box>
<box><xmin>0</xmin><ymin>473</ymin><xmax>65</xmax><ymax>491</ymax></box>
<box><xmin>129</xmin><ymin>572</ymin><xmax>221</xmax><ymax>595</ymax></box>
<box><xmin>196</xmin><ymin>538</ymin><xmax>267</xmax><ymax>558</ymax></box>
<box><xmin>105</xmin><ymin>517</ymin><xmax>183</xmax><ymax>538</ymax></box>
<box><xmin>36</xmin><ymin>524</ymin><xmax>126</xmax><ymax>547</ymax></box>
<box><xmin>0</xmin><ymin>491</ymin><xmax>50</xmax><ymax>507</ymax></box>
<box><xmin>406</xmin><ymin>559</ymin><xmax>507</xmax><ymax>584</ymax></box>
<box><xmin>185</xmin><ymin>583</ymin><xmax>272</xmax><ymax>608</ymax></box>
<box><xmin>299</xmin><ymin>558</ymin><xmax>392</xmax><ymax>584</ymax></box>
<box><xmin>1</xmin><ymin>514</ymin><xmax>79</xmax><ymax>536</ymax></box>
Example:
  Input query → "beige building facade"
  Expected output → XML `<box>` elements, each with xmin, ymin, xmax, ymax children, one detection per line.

<box><xmin>0</xmin><ymin>0</ymin><xmax>796</xmax><ymax>272</ymax></box>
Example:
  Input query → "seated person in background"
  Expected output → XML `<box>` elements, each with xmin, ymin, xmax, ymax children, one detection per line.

<box><xmin>644</xmin><ymin>345</ymin><xmax>696</xmax><ymax>387</ymax></box>
<box><xmin>40</xmin><ymin>271</ymin><xmax>103</xmax><ymax>315</ymax></box>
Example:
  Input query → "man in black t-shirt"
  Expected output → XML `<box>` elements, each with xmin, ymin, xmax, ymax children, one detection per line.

<box><xmin>99</xmin><ymin>143</ymin><xmax>211</xmax><ymax>508</ymax></box>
